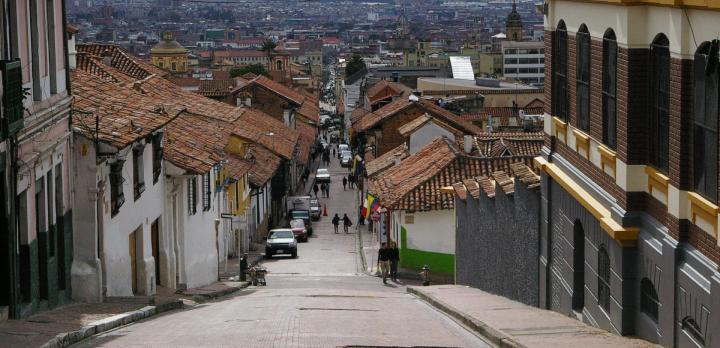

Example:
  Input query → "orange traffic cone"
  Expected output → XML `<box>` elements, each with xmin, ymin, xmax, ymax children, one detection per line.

<box><xmin>323</xmin><ymin>204</ymin><xmax>328</xmax><ymax>216</ymax></box>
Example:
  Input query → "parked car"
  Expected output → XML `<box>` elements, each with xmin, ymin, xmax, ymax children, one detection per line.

<box><xmin>338</xmin><ymin>144</ymin><xmax>349</xmax><ymax>153</ymax></box>
<box><xmin>265</xmin><ymin>229</ymin><xmax>297</xmax><ymax>258</ymax></box>
<box><xmin>290</xmin><ymin>209</ymin><xmax>313</xmax><ymax>236</ymax></box>
<box><xmin>309</xmin><ymin>198</ymin><xmax>321</xmax><ymax>220</ymax></box>
<box><xmin>341</xmin><ymin>153</ymin><xmax>352</xmax><ymax>167</ymax></box>
<box><xmin>316</xmin><ymin>168</ymin><xmax>331</xmax><ymax>183</ymax></box>
<box><xmin>289</xmin><ymin>219</ymin><xmax>308</xmax><ymax>242</ymax></box>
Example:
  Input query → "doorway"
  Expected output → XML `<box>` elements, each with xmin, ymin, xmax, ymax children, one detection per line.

<box><xmin>129</xmin><ymin>227</ymin><xmax>141</xmax><ymax>295</ymax></box>
<box><xmin>151</xmin><ymin>219</ymin><xmax>160</xmax><ymax>285</ymax></box>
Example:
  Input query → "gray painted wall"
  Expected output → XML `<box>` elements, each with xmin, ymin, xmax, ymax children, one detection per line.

<box><xmin>455</xmin><ymin>180</ymin><xmax>540</xmax><ymax>306</ymax></box>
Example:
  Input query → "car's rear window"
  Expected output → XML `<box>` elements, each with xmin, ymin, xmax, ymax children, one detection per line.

<box><xmin>269</xmin><ymin>230</ymin><xmax>293</xmax><ymax>239</ymax></box>
<box><xmin>290</xmin><ymin>219</ymin><xmax>304</xmax><ymax>228</ymax></box>
<box><xmin>292</xmin><ymin>210</ymin><xmax>310</xmax><ymax>219</ymax></box>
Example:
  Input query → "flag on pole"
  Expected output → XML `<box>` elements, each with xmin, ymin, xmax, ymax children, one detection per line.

<box><xmin>364</xmin><ymin>193</ymin><xmax>376</xmax><ymax>218</ymax></box>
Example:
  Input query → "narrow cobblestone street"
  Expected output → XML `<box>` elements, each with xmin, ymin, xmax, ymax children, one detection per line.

<box><xmin>70</xmin><ymin>151</ymin><xmax>491</xmax><ymax>348</ymax></box>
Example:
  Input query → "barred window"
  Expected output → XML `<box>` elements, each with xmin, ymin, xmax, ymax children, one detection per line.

<box><xmin>188</xmin><ymin>176</ymin><xmax>197</xmax><ymax>215</ymax></box>
<box><xmin>552</xmin><ymin>21</ymin><xmax>568</xmax><ymax>121</ymax></box>
<box><xmin>152</xmin><ymin>133</ymin><xmax>163</xmax><ymax>184</ymax></box>
<box><xmin>598</xmin><ymin>245</ymin><xmax>611</xmax><ymax>311</ymax></box>
<box><xmin>649</xmin><ymin>34</ymin><xmax>670</xmax><ymax>173</ymax></box>
<box><xmin>602</xmin><ymin>29</ymin><xmax>618</xmax><ymax>149</ymax></box>
<box><xmin>693</xmin><ymin>40</ymin><xmax>719</xmax><ymax>202</ymax></box>
<box><xmin>133</xmin><ymin>146</ymin><xmax>145</xmax><ymax>201</ymax></box>
<box><xmin>576</xmin><ymin>24</ymin><xmax>591</xmax><ymax>132</ymax></box>
<box><xmin>203</xmin><ymin>173</ymin><xmax>211</xmax><ymax>211</ymax></box>
<box><xmin>110</xmin><ymin>161</ymin><xmax>125</xmax><ymax>216</ymax></box>
<box><xmin>640</xmin><ymin>278</ymin><xmax>660</xmax><ymax>322</ymax></box>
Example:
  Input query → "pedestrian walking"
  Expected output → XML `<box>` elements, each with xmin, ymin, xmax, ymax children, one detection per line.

<box><xmin>342</xmin><ymin>177</ymin><xmax>347</xmax><ymax>190</ymax></box>
<box><xmin>325</xmin><ymin>182</ymin><xmax>330</xmax><ymax>197</ymax></box>
<box><xmin>333</xmin><ymin>148</ymin><xmax>336</xmax><ymax>157</ymax></box>
<box><xmin>358</xmin><ymin>206</ymin><xmax>365</xmax><ymax>225</ymax></box>
<box><xmin>342</xmin><ymin>214</ymin><xmax>352</xmax><ymax>233</ymax></box>
<box><xmin>377</xmin><ymin>243</ymin><xmax>391</xmax><ymax>284</ymax></box>
<box><xmin>319</xmin><ymin>183</ymin><xmax>326</xmax><ymax>197</ymax></box>
<box><xmin>332</xmin><ymin>214</ymin><xmax>340</xmax><ymax>233</ymax></box>
<box><xmin>389</xmin><ymin>241</ymin><xmax>400</xmax><ymax>281</ymax></box>
<box><xmin>313</xmin><ymin>183</ymin><xmax>319</xmax><ymax>197</ymax></box>
<box><xmin>348</xmin><ymin>174</ymin><xmax>354</xmax><ymax>189</ymax></box>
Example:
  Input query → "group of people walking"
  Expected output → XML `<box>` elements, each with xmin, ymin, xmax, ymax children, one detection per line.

<box><xmin>331</xmin><ymin>213</ymin><xmax>353</xmax><ymax>233</ymax></box>
<box><xmin>342</xmin><ymin>174</ymin><xmax>356</xmax><ymax>190</ymax></box>
<box><xmin>378</xmin><ymin>242</ymin><xmax>400</xmax><ymax>284</ymax></box>
<box><xmin>313</xmin><ymin>182</ymin><xmax>330</xmax><ymax>197</ymax></box>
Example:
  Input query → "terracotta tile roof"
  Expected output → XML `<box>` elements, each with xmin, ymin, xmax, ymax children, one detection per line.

<box><xmin>246</xmin><ymin>143</ymin><xmax>281</xmax><ymax>187</ymax></box>
<box><xmin>195</xmin><ymin>79</ymin><xmax>237</xmax><ymax>97</ymax></box>
<box><xmin>474</xmin><ymin>133</ymin><xmax>543</xmax><ymax>158</ymax></box>
<box><xmin>297</xmin><ymin>100</ymin><xmax>320</xmax><ymax>124</ymax></box>
<box><xmin>169</xmin><ymin>76</ymin><xmax>201</xmax><ymax>88</ymax></box>
<box><xmin>476</xmin><ymin>176</ymin><xmax>496</xmax><ymax>197</ymax></box>
<box><xmin>76</xmin><ymin>43</ymin><xmax>167</xmax><ymax>80</ymax></box>
<box><xmin>71</xmin><ymin>70</ymin><xmax>180</xmax><ymax>149</ymax></box>
<box><xmin>225</xmin><ymin>153</ymin><xmax>253</xmax><ymax>180</ymax></box>
<box><xmin>463</xmin><ymin>178</ymin><xmax>481</xmax><ymax>199</ymax></box>
<box><xmin>368</xmin><ymin>136</ymin><xmax>537</xmax><ymax>211</ymax></box>
<box><xmin>213</xmin><ymin>70</ymin><xmax>231</xmax><ymax>80</ymax></box>
<box><xmin>351</xmin><ymin>107</ymin><xmax>369</xmax><ymax>125</ymax></box>
<box><xmin>366</xmin><ymin>144</ymin><xmax>410</xmax><ymax>177</ymax></box>
<box><xmin>452</xmin><ymin>182</ymin><xmax>468</xmax><ymax>200</ymax></box>
<box><xmin>355</xmin><ymin>98</ymin><xmax>483</xmax><ymax>135</ymax></box>
<box><xmin>295</xmin><ymin>121</ymin><xmax>317</xmax><ymax>164</ymax></box>
<box><xmin>240</xmin><ymin>75</ymin><xmax>305</xmax><ymax>105</ymax></box>
<box><xmin>232</xmin><ymin>108</ymin><xmax>299</xmax><ymax>160</ymax></box>
<box><xmin>459</xmin><ymin>107</ymin><xmax>544</xmax><ymax>123</ymax></box>
<box><xmin>164</xmin><ymin>112</ymin><xmax>229</xmax><ymax>174</ymax></box>
<box><xmin>366</xmin><ymin>80</ymin><xmax>411</xmax><ymax>105</ymax></box>
<box><xmin>397</xmin><ymin>114</ymin><xmax>432</xmax><ymax>136</ymax></box>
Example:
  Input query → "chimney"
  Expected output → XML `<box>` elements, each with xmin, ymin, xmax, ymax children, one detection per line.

<box><xmin>463</xmin><ymin>135</ymin><xmax>473</xmax><ymax>154</ymax></box>
<box><xmin>101</xmin><ymin>49</ymin><xmax>112</xmax><ymax>66</ymax></box>
<box><xmin>394</xmin><ymin>152</ymin><xmax>403</xmax><ymax>165</ymax></box>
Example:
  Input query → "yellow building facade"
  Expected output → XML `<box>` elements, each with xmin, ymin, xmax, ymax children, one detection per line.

<box><xmin>151</xmin><ymin>32</ymin><xmax>188</xmax><ymax>73</ymax></box>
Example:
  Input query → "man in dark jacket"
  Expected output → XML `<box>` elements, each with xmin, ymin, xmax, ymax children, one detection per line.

<box><xmin>332</xmin><ymin>214</ymin><xmax>340</xmax><ymax>233</ymax></box>
<box><xmin>342</xmin><ymin>214</ymin><xmax>352</xmax><ymax>233</ymax></box>
<box><xmin>389</xmin><ymin>242</ymin><xmax>400</xmax><ymax>281</ymax></box>
<box><xmin>377</xmin><ymin>243</ymin><xmax>391</xmax><ymax>284</ymax></box>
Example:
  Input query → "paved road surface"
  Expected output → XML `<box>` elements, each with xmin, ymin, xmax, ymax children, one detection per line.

<box><xmin>72</xmin><ymin>152</ymin><xmax>490</xmax><ymax>348</ymax></box>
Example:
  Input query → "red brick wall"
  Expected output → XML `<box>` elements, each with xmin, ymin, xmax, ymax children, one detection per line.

<box><xmin>248</xmin><ymin>86</ymin><xmax>291</xmax><ymax>122</ymax></box>
<box><xmin>619</xmin><ymin>48</ymin><xmax>650</xmax><ymax>164</ymax></box>
<box><xmin>544</xmin><ymin>30</ymin><xmax>553</xmax><ymax>116</ymax></box>
<box><xmin>688</xmin><ymin>224</ymin><xmax>720</xmax><ymax>266</ymax></box>
<box><xmin>377</xmin><ymin>106</ymin><xmax>426</xmax><ymax>156</ymax></box>
<box><xmin>669</xmin><ymin>59</ymin><xmax>694</xmax><ymax>190</ymax></box>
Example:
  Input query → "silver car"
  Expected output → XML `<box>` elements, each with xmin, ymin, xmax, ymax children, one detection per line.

<box><xmin>265</xmin><ymin>229</ymin><xmax>297</xmax><ymax>258</ymax></box>
<box><xmin>316</xmin><ymin>168</ymin><xmax>331</xmax><ymax>183</ymax></box>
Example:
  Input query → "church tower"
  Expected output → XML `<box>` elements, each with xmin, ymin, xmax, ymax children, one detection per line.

<box><xmin>505</xmin><ymin>1</ymin><xmax>523</xmax><ymax>41</ymax></box>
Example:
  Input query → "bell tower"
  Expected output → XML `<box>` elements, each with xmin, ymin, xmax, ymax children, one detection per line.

<box><xmin>505</xmin><ymin>1</ymin><xmax>523</xmax><ymax>41</ymax></box>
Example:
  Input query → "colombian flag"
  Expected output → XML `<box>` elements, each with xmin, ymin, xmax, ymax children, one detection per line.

<box><xmin>364</xmin><ymin>193</ymin><xmax>380</xmax><ymax>218</ymax></box>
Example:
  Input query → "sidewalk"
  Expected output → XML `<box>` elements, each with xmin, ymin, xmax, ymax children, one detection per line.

<box><xmin>0</xmin><ymin>297</ymin><xmax>182</xmax><ymax>348</ymax></box>
<box><xmin>408</xmin><ymin>285</ymin><xmax>659</xmax><ymax>348</ymax></box>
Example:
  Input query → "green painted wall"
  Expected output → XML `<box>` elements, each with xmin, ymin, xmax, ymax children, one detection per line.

<box><xmin>399</xmin><ymin>226</ymin><xmax>454</xmax><ymax>275</ymax></box>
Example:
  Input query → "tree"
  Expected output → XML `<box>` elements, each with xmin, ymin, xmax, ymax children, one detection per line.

<box><xmin>345</xmin><ymin>54</ymin><xmax>366</xmax><ymax>77</ymax></box>
<box><xmin>230</xmin><ymin>64</ymin><xmax>269</xmax><ymax>78</ymax></box>
<box><xmin>260</xmin><ymin>39</ymin><xmax>277</xmax><ymax>70</ymax></box>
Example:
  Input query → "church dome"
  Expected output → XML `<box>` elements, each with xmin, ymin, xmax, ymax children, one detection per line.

<box><xmin>151</xmin><ymin>32</ymin><xmax>187</xmax><ymax>54</ymax></box>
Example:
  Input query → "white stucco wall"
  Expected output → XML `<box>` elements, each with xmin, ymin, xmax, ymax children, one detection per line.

<box><xmin>179</xmin><ymin>173</ymin><xmax>220</xmax><ymax>289</ymax></box>
<box><xmin>408</xmin><ymin>122</ymin><xmax>455</xmax><ymax>154</ymax></box>
<box><xmin>101</xmin><ymin>142</ymin><xmax>163</xmax><ymax>297</ymax></box>
<box><xmin>397</xmin><ymin>209</ymin><xmax>455</xmax><ymax>254</ymax></box>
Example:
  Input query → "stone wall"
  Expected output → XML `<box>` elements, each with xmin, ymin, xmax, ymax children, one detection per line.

<box><xmin>455</xmin><ymin>179</ymin><xmax>540</xmax><ymax>306</ymax></box>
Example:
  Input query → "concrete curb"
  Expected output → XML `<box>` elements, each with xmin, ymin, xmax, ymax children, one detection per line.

<box><xmin>407</xmin><ymin>287</ymin><xmax>525</xmax><ymax>348</ymax></box>
<box><xmin>188</xmin><ymin>282</ymin><xmax>250</xmax><ymax>303</ymax></box>
<box><xmin>39</xmin><ymin>299</ymin><xmax>183</xmax><ymax>348</ymax></box>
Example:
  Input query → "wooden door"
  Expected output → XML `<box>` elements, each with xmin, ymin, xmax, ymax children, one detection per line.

<box><xmin>151</xmin><ymin>220</ymin><xmax>160</xmax><ymax>285</ymax></box>
<box><xmin>129</xmin><ymin>231</ymin><xmax>137</xmax><ymax>294</ymax></box>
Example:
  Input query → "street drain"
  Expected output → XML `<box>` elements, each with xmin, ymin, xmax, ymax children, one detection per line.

<box><xmin>298</xmin><ymin>307</ymin><xmax>378</xmax><ymax>312</ymax></box>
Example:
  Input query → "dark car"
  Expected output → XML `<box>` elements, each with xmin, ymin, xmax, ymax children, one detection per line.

<box><xmin>265</xmin><ymin>229</ymin><xmax>297</xmax><ymax>258</ymax></box>
<box><xmin>290</xmin><ymin>210</ymin><xmax>313</xmax><ymax>236</ymax></box>
<box><xmin>289</xmin><ymin>219</ymin><xmax>308</xmax><ymax>242</ymax></box>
